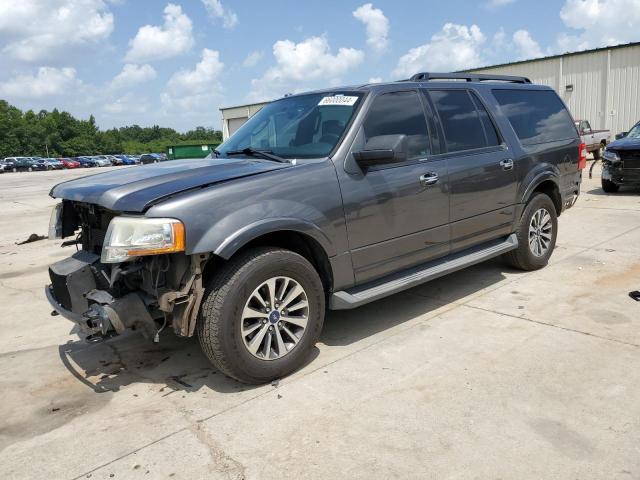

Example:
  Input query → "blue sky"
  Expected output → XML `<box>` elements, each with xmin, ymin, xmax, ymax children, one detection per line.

<box><xmin>0</xmin><ymin>0</ymin><xmax>637</xmax><ymax>131</ymax></box>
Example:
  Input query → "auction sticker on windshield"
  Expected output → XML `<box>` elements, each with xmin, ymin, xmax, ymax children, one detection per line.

<box><xmin>318</xmin><ymin>96</ymin><xmax>359</xmax><ymax>106</ymax></box>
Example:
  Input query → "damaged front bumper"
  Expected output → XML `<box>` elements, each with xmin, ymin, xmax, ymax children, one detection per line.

<box><xmin>46</xmin><ymin>250</ymin><xmax>207</xmax><ymax>342</ymax></box>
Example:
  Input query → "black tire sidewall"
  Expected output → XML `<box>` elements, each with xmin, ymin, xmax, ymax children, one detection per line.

<box><xmin>518</xmin><ymin>194</ymin><xmax>558</xmax><ymax>269</ymax></box>
<box><xmin>202</xmin><ymin>250</ymin><xmax>324</xmax><ymax>382</ymax></box>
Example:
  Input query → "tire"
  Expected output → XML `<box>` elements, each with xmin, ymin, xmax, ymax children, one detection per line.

<box><xmin>197</xmin><ymin>247</ymin><xmax>325</xmax><ymax>384</ymax></box>
<box><xmin>504</xmin><ymin>192</ymin><xmax>558</xmax><ymax>271</ymax></box>
<box><xmin>12</xmin><ymin>168</ymin><xmax>17</xmax><ymax>173</ymax></box>
<box><xmin>28</xmin><ymin>167</ymin><xmax>32</xmax><ymax>172</ymax></box>
<box><xmin>601</xmin><ymin>178</ymin><xmax>619</xmax><ymax>193</ymax></box>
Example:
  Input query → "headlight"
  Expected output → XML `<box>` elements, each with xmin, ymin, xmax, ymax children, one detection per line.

<box><xmin>101</xmin><ymin>217</ymin><xmax>185</xmax><ymax>263</ymax></box>
<box><xmin>603</xmin><ymin>149</ymin><xmax>620</xmax><ymax>162</ymax></box>
<box><xmin>48</xmin><ymin>203</ymin><xmax>63</xmax><ymax>239</ymax></box>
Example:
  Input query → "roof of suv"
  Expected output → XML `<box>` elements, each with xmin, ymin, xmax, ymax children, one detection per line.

<box><xmin>285</xmin><ymin>72</ymin><xmax>550</xmax><ymax>100</ymax></box>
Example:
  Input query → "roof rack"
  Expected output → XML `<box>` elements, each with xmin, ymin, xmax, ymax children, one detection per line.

<box><xmin>408</xmin><ymin>72</ymin><xmax>532</xmax><ymax>84</ymax></box>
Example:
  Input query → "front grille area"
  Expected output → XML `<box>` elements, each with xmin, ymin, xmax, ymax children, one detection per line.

<box><xmin>621</xmin><ymin>150</ymin><xmax>640</xmax><ymax>169</ymax></box>
<box><xmin>72</xmin><ymin>203</ymin><xmax>116</xmax><ymax>255</ymax></box>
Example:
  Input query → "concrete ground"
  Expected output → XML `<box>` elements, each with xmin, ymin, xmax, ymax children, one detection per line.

<box><xmin>1</xmin><ymin>162</ymin><xmax>640</xmax><ymax>480</ymax></box>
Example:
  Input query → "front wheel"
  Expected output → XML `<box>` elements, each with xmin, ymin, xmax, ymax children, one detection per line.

<box><xmin>601</xmin><ymin>178</ymin><xmax>619</xmax><ymax>193</ymax></box>
<box><xmin>504</xmin><ymin>192</ymin><xmax>558</xmax><ymax>271</ymax></box>
<box><xmin>197</xmin><ymin>247</ymin><xmax>325</xmax><ymax>384</ymax></box>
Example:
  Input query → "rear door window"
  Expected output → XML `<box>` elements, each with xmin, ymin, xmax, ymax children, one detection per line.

<box><xmin>493</xmin><ymin>89</ymin><xmax>577</xmax><ymax>145</ymax></box>
<box><xmin>428</xmin><ymin>90</ymin><xmax>490</xmax><ymax>153</ymax></box>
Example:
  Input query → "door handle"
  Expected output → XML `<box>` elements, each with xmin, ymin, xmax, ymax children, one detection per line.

<box><xmin>500</xmin><ymin>158</ymin><xmax>514</xmax><ymax>171</ymax></box>
<box><xmin>419</xmin><ymin>172</ymin><xmax>439</xmax><ymax>187</ymax></box>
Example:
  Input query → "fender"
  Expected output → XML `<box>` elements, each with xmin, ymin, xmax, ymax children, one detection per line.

<box><xmin>519</xmin><ymin>168</ymin><xmax>560</xmax><ymax>205</ymax></box>
<box><xmin>212</xmin><ymin>217</ymin><xmax>336</xmax><ymax>260</ymax></box>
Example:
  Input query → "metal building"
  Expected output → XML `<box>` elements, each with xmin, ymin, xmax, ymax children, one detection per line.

<box><xmin>467</xmin><ymin>42</ymin><xmax>640</xmax><ymax>134</ymax></box>
<box><xmin>220</xmin><ymin>42</ymin><xmax>640</xmax><ymax>140</ymax></box>
<box><xmin>220</xmin><ymin>101</ymin><xmax>269</xmax><ymax>140</ymax></box>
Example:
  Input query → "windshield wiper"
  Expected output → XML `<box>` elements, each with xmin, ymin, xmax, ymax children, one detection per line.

<box><xmin>224</xmin><ymin>147</ymin><xmax>289</xmax><ymax>163</ymax></box>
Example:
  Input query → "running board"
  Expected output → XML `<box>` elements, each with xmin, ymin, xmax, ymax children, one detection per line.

<box><xmin>330</xmin><ymin>234</ymin><xmax>518</xmax><ymax>310</ymax></box>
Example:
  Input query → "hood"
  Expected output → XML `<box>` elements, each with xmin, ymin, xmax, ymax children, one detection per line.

<box><xmin>608</xmin><ymin>136</ymin><xmax>640</xmax><ymax>151</ymax></box>
<box><xmin>50</xmin><ymin>157</ymin><xmax>291</xmax><ymax>212</ymax></box>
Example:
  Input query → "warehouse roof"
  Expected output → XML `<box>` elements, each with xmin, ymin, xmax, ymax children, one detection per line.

<box><xmin>464</xmin><ymin>41</ymin><xmax>640</xmax><ymax>72</ymax></box>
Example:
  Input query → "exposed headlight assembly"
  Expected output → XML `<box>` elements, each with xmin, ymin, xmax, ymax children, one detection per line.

<box><xmin>603</xmin><ymin>149</ymin><xmax>621</xmax><ymax>162</ymax></box>
<box><xmin>101</xmin><ymin>217</ymin><xmax>185</xmax><ymax>263</ymax></box>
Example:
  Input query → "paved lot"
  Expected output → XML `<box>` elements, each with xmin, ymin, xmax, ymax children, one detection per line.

<box><xmin>1</xmin><ymin>163</ymin><xmax>640</xmax><ymax>479</ymax></box>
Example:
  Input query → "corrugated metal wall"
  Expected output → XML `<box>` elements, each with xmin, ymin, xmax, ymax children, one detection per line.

<box><xmin>469</xmin><ymin>44</ymin><xmax>640</xmax><ymax>134</ymax></box>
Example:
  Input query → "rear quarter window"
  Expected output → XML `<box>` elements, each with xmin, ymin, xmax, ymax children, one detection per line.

<box><xmin>492</xmin><ymin>89</ymin><xmax>577</xmax><ymax>146</ymax></box>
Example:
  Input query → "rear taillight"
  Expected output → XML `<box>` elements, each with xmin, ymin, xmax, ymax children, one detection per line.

<box><xmin>578</xmin><ymin>142</ymin><xmax>587</xmax><ymax>170</ymax></box>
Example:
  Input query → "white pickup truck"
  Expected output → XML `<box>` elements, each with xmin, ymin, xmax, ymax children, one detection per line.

<box><xmin>575</xmin><ymin>120</ymin><xmax>610</xmax><ymax>159</ymax></box>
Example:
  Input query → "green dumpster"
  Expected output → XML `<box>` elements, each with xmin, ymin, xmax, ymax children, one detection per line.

<box><xmin>166</xmin><ymin>143</ymin><xmax>220</xmax><ymax>160</ymax></box>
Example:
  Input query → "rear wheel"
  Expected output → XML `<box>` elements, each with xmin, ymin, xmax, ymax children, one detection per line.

<box><xmin>601</xmin><ymin>178</ymin><xmax>619</xmax><ymax>193</ymax></box>
<box><xmin>197</xmin><ymin>247</ymin><xmax>325</xmax><ymax>384</ymax></box>
<box><xmin>504</xmin><ymin>192</ymin><xmax>557</xmax><ymax>271</ymax></box>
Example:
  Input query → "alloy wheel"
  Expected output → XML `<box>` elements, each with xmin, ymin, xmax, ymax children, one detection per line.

<box><xmin>528</xmin><ymin>207</ymin><xmax>553</xmax><ymax>257</ymax></box>
<box><xmin>240</xmin><ymin>276</ymin><xmax>309</xmax><ymax>361</ymax></box>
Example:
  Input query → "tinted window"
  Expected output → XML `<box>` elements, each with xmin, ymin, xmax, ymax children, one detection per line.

<box><xmin>363</xmin><ymin>91</ymin><xmax>430</xmax><ymax>160</ymax></box>
<box><xmin>493</xmin><ymin>89</ymin><xmax>577</xmax><ymax>145</ymax></box>
<box><xmin>470</xmin><ymin>92</ymin><xmax>500</xmax><ymax>147</ymax></box>
<box><xmin>429</xmin><ymin>90</ymin><xmax>487</xmax><ymax>152</ymax></box>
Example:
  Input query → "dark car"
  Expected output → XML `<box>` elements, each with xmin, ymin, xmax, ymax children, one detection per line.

<box><xmin>601</xmin><ymin>120</ymin><xmax>640</xmax><ymax>192</ymax></box>
<box><xmin>74</xmin><ymin>156</ymin><xmax>98</xmax><ymax>168</ymax></box>
<box><xmin>46</xmin><ymin>72</ymin><xmax>583</xmax><ymax>384</ymax></box>
<box><xmin>139</xmin><ymin>153</ymin><xmax>164</xmax><ymax>164</ymax></box>
<box><xmin>11</xmin><ymin>158</ymin><xmax>47</xmax><ymax>172</ymax></box>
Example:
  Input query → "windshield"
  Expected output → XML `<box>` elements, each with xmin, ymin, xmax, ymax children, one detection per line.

<box><xmin>628</xmin><ymin>122</ymin><xmax>640</xmax><ymax>139</ymax></box>
<box><xmin>217</xmin><ymin>92</ymin><xmax>364</xmax><ymax>159</ymax></box>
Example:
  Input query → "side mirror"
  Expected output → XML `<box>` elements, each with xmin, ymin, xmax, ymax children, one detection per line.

<box><xmin>352</xmin><ymin>134</ymin><xmax>408</xmax><ymax>170</ymax></box>
<box><xmin>616</xmin><ymin>132</ymin><xmax>628</xmax><ymax>140</ymax></box>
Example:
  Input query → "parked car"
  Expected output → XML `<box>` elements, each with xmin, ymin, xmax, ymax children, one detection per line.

<box><xmin>11</xmin><ymin>158</ymin><xmax>47</xmax><ymax>172</ymax></box>
<box><xmin>139</xmin><ymin>153</ymin><xmax>164</xmax><ymax>164</ymax></box>
<box><xmin>90</xmin><ymin>156</ymin><xmax>113</xmax><ymax>167</ymax></box>
<box><xmin>59</xmin><ymin>158</ymin><xmax>81</xmax><ymax>169</ymax></box>
<box><xmin>74</xmin><ymin>156</ymin><xmax>98</xmax><ymax>168</ymax></box>
<box><xmin>0</xmin><ymin>160</ymin><xmax>9</xmax><ymax>173</ymax></box>
<box><xmin>114</xmin><ymin>154</ymin><xmax>137</xmax><ymax>165</ymax></box>
<box><xmin>575</xmin><ymin>120</ymin><xmax>610</xmax><ymax>159</ymax></box>
<box><xmin>46</xmin><ymin>72</ymin><xmax>583</xmax><ymax>384</ymax></box>
<box><xmin>601</xmin><ymin>120</ymin><xmax>640</xmax><ymax>192</ymax></box>
<box><xmin>36</xmin><ymin>158</ymin><xmax>64</xmax><ymax>170</ymax></box>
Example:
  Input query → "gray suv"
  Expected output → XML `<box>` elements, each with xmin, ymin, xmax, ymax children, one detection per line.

<box><xmin>46</xmin><ymin>73</ymin><xmax>584</xmax><ymax>383</ymax></box>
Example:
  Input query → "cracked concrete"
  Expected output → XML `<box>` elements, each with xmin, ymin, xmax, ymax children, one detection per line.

<box><xmin>1</xmin><ymin>164</ymin><xmax>640</xmax><ymax>479</ymax></box>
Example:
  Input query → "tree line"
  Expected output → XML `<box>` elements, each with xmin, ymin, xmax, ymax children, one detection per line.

<box><xmin>0</xmin><ymin>100</ymin><xmax>222</xmax><ymax>158</ymax></box>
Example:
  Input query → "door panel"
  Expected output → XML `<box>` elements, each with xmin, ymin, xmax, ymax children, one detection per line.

<box><xmin>448</xmin><ymin>150</ymin><xmax>516</xmax><ymax>251</ymax></box>
<box><xmin>338</xmin><ymin>89</ymin><xmax>450</xmax><ymax>284</ymax></box>
<box><xmin>342</xmin><ymin>159</ymin><xmax>449</xmax><ymax>283</ymax></box>
<box><xmin>427</xmin><ymin>88</ymin><xmax>517</xmax><ymax>252</ymax></box>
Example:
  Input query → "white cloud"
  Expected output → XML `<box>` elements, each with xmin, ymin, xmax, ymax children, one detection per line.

<box><xmin>558</xmin><ymin>0</ymin><xmax>640</xmax><ymax>49</ymax></box>
<box><xmin>124</xmin><ymin>3</ymin><xmax>194</xmax><ymax>62</ymax></box>
<box><xmin>103</xmin><ymin>93</ymin><xmax>150</xmax><ymax>114</ymax></box>
<box><xmin>0</xmin><ymin>67</ymin><xmax>82</xmax><ymax>98</ymax></box>
<box><xmin>352</xmin><ymin>3</ymin><xmax>390</xmax><ymax>53</ymax></box>
<box><xmin>513</xmin><ymin>29</ymin><xmax>544</xmax><ymax>59</ymax></box>
<box><xmin>368</xmin><ymin>77</ymin><xmax>383</xmax><ymax>83</ymax></box>
<box><xmin>110</xmin><ymin>64</ymin><xmax>157</xmax><ymax>89</ymax></box>
<box><xmin>201</xmin><ymin>0</ymin><xmax>238</xmax><ymax>29</ymax></box>
<box><xmin>0</xmin><ymin>0</ymin><xmax>114</xmax><ymax>62</ymax></box>
<box><xmin>243</xmin><ymin>51</ymin><xmax>264</xmax><ymax>68</ymax></box>
<box><xmin>393</xmin><ymin>23</ymin><xmax>485</xmax><ymax>78</ymax></box>
<box><xmin>250</xmin><ymin>36</ymin><xmax>364</xmax><ymax>101</ymax></box>
<box><xmin>161</xmin><ymin>48</ymin><xmax>224</xmax><ymax>111</ymax></box>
